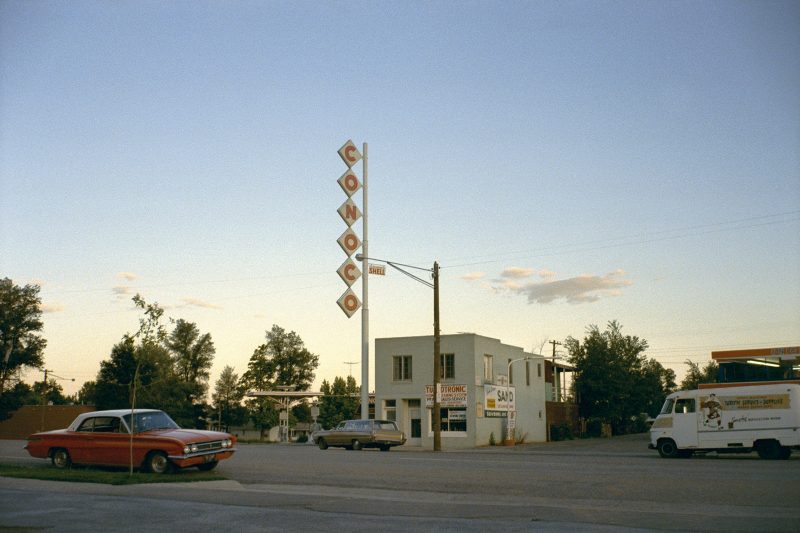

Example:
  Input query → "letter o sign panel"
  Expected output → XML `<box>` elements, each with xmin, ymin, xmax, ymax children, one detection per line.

<box><xmin>337</xmin><ymin>288</ymin><xmax>362</xmax><ymax>318</ymax></box>
<box><xmin>338</xmin><ymin>170</ymin><xmax>361</xmax><ymax>197</ymax></box>
<box><xmin>337</xmin><ymin>228</ymin><xmax>361</xmax><ymax>256</ymax></box>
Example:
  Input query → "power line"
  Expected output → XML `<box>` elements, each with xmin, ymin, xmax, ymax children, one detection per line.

<box><xmin>441</xmin><ymin>210</ymin><xmax>800</xmax><ymax>270</ymax></box>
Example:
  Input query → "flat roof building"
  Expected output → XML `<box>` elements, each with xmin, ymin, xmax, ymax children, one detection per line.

<box><xmin>375</xmin><ymin>333</ymin><xmax>547</xmax><ymax>449</ymax></box>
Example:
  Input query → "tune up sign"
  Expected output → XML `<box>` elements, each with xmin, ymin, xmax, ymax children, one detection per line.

<box><xmin>336</xmin><ymin>140</ymin><xmax>363</xmax><ymax>318</ymax></box>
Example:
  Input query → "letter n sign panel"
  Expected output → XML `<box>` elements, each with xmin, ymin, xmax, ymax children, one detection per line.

<box><xmin>337</xmin><ymin>288</ymin><xmax>361</xmax><ymax>318</ymax></box>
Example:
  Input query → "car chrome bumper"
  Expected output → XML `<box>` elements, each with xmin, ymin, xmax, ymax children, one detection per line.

<box><xmin>169</xmin><ymin>447</ymin><xmax>238</xmax><ymax>461</ymax></box>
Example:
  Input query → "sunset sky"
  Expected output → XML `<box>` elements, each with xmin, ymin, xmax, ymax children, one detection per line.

<box><xmin>2</xmin><ymin>1</ymin><xmax>798</xmax><ymax>396</ymax></box>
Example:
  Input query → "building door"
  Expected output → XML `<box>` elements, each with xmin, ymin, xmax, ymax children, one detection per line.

<box><xmin>406</xmin><ymin>399</ymin><xmax>422</xmax><ymax>446</ymax></box>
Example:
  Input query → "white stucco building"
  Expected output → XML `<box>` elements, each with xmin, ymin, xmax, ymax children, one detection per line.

<box><xmin>375</xmin><ymin>333</ymin><xmax>547</xmax><ymax>449</ymax></box>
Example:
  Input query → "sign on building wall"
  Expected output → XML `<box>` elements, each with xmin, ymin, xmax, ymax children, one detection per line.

<box><xmin>425</xmin><ymin>384</ymin><xmax>468</xmax><ymax>408</ymax></box>
<box><xmin>484</xmin><ymin>384</ymin><xmax>516</xmax><ymax>417</ymax></box>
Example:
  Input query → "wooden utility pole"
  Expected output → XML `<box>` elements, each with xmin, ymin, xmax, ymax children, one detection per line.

<box><xmin>432</xmin><ymin>261</ymin><xmax>441</xmax><ymax>452</ymax></box>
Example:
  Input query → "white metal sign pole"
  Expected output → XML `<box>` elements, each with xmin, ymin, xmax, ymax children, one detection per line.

<box><xmin>360</xmin><ymin>142</ymin><xmax>369</xmax><ymax>420</ymax></box>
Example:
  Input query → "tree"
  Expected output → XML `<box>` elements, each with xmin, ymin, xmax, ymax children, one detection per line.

<box><xmin>212</xmin><ymin>366</ymin><xmax>247</xmax><ymax>431</ymax></box>
<box><xmin>680</xmin><ymin>360</ymin><xmax>719</xmax><ymax>390</ymax></box>
<box><xmin>166</xmin><ymin>319</ymin><xmax>215</xmax><ymax>402</ymax></box>
<box><xmin>32</xmin><ymin>378</ymin><xmax>69</xmax><ymax>406</ymax></box>
<box><xmin>566</xmin><ymin>320</ymin><xmax>675</xmax><ymax>434</ymax></box>
<box><xmin>318</xmin><ymin>375</ymin><xmax>359</xmax><ymax>429</ymax></box>
<box><xmin>240</xmin><ymin>325</ymin><xmax>320</xmax><ymax>430</ymax></box>
<box><xmin>0</xmin><ymin>278</ymin><xmax>46</xmax><ymax>397</ymax></box>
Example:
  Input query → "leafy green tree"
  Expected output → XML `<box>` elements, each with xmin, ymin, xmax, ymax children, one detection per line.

<box><xmin>0</xmin><ymin>278</ymin><xmax>46</xmax><ymax>398</ymax></box>
<box><xmin>566</xmin><ymin>320</ymin><xmax>675</xmax><ymax>434</ymax></box>
<box><xmin>240</xmin><ymin>325</ymin><xmax>320</xmax><ymax>430</ymax></box>
<box><xmin>76</xmin><ymin>381</ymin><xmax>97</xmax><ymax>405</ymax></box>
<box><xmin>680</xmin><ymin>360</ymin><xmax>719</xmax><ymax>390</ymax></box>
<box><xmin>166</xmin><ymin>319</ymin><xmax>215</xmax><ymax>403</ymax></box>
<box><xmin>318</xmin><ymin>375</ymin><xmax>359</xmax><ymax>429</ymax></box>
<box><xmin>212</xmin><ymin>365</ymin><xmax>247</xmax><ymax>431</ymax></box>
<box><xmin>0</xmin><ymin>382</ymin><xmax>36</xmax><ymax>421</ymax></box>
<box><xmin>32</xmin><ymin>379</ymin><xmax>69</xmax><ymax>406</ymax></box>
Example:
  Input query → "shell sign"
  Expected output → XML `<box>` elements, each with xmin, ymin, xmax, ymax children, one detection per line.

<box><xmin>336</xmin><ymin>139</ymin><xmax>363</xmax><ymax>318</ymax></box>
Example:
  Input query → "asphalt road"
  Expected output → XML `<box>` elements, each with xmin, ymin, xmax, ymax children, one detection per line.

<box><xmin>1</xmin><ymin>434</ymin><xmax>798</xmax><ymax>532</ymax></box>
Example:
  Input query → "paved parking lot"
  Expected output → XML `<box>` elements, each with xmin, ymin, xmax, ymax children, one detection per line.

<box><xmin>2</xmin><ymin>434</ymin><xmax>798</xmax><ymax>531</ymax></box>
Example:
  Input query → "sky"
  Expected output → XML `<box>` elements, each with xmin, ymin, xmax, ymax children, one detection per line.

<box><xmin>1</xmin><ymin>0</ymin><xmax>798</xmax><ymax>397</ymax></box>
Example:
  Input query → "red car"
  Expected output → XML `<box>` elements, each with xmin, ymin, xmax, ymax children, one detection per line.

<box><xmin>25</xmin><ymin>409</ymin><xmax>237</xmax><ymax>473</ymax></box>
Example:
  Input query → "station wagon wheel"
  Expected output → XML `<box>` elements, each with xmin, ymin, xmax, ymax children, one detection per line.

<box><xmin>145</xmin><ymin>451</ymin><xmax>172</xmax><ymax>474</ymax></box>
<box><xmin>351</xmin><ymin>439</ymin><xmax>363</xmax><ymax>451</ymax></box>
<box><xmin>51</xmin><ymin>448</ymin><xmax>71</xmax><ymax>469</ymax></box>
<box><xmin>317</xmin><ymin>438</ymin><xmax>328</xmax><ymax>450</ymax></box>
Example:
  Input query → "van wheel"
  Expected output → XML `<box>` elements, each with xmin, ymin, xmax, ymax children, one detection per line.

<box><xmin>51</xmin><ymin>448</ymin><xmax>71</xmax><ymax>469</ymax></box>
<box><xmin>756</xmin><ymin>440</ymin><xmax>781</xmax><ymax>460</ymax></box>
<box><xmin>657</xmin><ymin>439</ymin><xmax>679</xmax><ymax>458</ymax></box>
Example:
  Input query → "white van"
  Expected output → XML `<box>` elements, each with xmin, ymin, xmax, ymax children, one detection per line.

<box><xmin>649</xmin><ymin>383</ymin><xmax>800</xmax><ymax>459</ymax></box>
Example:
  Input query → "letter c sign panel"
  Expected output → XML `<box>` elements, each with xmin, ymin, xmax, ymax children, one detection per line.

<box><xmin>338</xmin><ymin>140</ymin><xmax>362</xmax><ymax>168</ymax></box>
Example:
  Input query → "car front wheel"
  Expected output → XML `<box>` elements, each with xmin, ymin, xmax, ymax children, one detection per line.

<box><xmin>317</xmin><ymin>438</ymin><xmax>328</xmax><ymax>450</ymax></box>
<box><xmin>352</xmin><ymin>439</ymin><xmax>363</xmax><ymax>451</ymax></box>
<box><xmin>51</xmin><ymin>448</ymin><xmax>71</xmax><ymax>469</ymax></box>
<box><xmin>145</xmin><ymin>451</ymin><xmax>172</xmax><ymax>474</ymax></box>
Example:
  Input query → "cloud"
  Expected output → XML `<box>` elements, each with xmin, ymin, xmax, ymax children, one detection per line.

<box><xmin>461</xmin><ymin>272</ymin><xmax>486</xmax><ymax>281</ymax></box>
<box><xmin>117</xmin><ymin>272</ymin><xmax>138</xmax><ymax>281</ymax></box>
<box><xmin>491</xmin><ymin>268</ymin><xmax>632</xmax><ymax>304</ymax></box>
<box><xmin>112</xmin><ymin>285</ymin><xmax>134</xmax><ymax>297</ymax></box>
<box><xmin>500</xmin><ymin>267</ymin><xmax>536</xmax><ymax>279</ymax></box>
<box><xmin>182</xmin><ymin>298</ymin><xmax>222</xmax><ymax>310</ymax></box>
<box><xmin>41</xmin><ymin>302</ymin><xmax>65</xmax><ymax>313</ymax></box>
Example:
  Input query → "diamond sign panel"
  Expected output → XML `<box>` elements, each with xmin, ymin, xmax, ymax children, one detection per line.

<box><xmin>338</xmin><ymin>140</ymin><xmax>362</xmax><ymax>168</ymax></box>
<box><xmin>337</xmin><ymin>288</ymin><xmax>362</xmax><ymax>318</ymax></box>
<box><xmin>337</xmin><ymin>258</ymin><xmax>361</xmax><ymax>287</ymax></box>
<box><xmin>337</xmin><ymin>198</ymin><xmax>362</xmax><ymax>227</ymax></box>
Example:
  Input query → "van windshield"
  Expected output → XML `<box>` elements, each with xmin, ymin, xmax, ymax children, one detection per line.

<box><xmin>660</xmin><ymin>398</ymin><xmax>675</xmax><ymax>415</ymax></box>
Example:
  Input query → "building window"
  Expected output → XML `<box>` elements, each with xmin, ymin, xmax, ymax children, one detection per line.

<box><xmin>384</xmin><ymin>399</ymin><xmax>396</xmax><ymax>421</ymax></box>
<box><xmin>483</xmin><ymin>354</ymin><xmax>493</xmax><ymax>383</ymax></box>
<box><xmin>526</xmin><ymin>361</ymin><xmax>530</xmax><ymax>386</ymax></box>
<box><xmin>537</xmin><ymin>363</ymin><xmax>542</xmax><ymax>378</ymax></box>
<box><xmin>393</xmin><ymin>355</ymin><xmax>412</xmax><ymax>381</ymax></box>
<box><xmin>440</xmin><ymin>353</ymin><xmax>455</xmax><ymax>380</ymax></box>
<box><xmin>439</xmin><ymin>407</ymin><xmax>467</xmax><ymax>432</ymax></box>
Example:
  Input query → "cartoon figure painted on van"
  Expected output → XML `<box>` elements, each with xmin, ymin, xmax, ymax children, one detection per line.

<box><xmin>701</xmin><ymin>393</ymin><xmax>723</xmax><ymax>429</ymax></box>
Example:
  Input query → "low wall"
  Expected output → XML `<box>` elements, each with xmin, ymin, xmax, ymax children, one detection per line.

<box><xmin>0</xmin><ymin>405</ymin><xmax>95</xmax><ymax>439</ymax></box>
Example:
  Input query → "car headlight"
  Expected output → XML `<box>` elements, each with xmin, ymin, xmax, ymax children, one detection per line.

<box><xmin>224</xmin><ymin>439</ymin><xmax>232</xmax><ymax>447</ymax></box>
<box><xmin>183</xmin><ymin>445</ymin><xmax>191</xmax><ymax>454</ymax></box>
<box><xmin>191</xmin><ymin>444</ymin><xmax>198</xmax><ymax>453</ymax></box>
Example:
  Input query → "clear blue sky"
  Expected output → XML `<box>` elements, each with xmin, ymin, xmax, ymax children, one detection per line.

<box><xmin>2</xmin><ymin>0</ymin><xmax>798</xmax><ymax>396</ymax></box>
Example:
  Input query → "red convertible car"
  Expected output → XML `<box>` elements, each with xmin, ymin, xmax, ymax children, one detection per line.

<box><xmin>25</xmin><ymin>409</ymin><xmax>237</xmax><ymax>473</ymax></box>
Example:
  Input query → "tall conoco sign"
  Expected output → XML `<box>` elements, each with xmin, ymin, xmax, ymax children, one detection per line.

<box><xmin>336</xmin><ymin>139</ymin><xmax>371</xmax><ymax>421</ymax></box>
<box><xmin>336</xmin><ymin>140</ymin><xmax>364</xmax><ymax>318</ymax></box>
